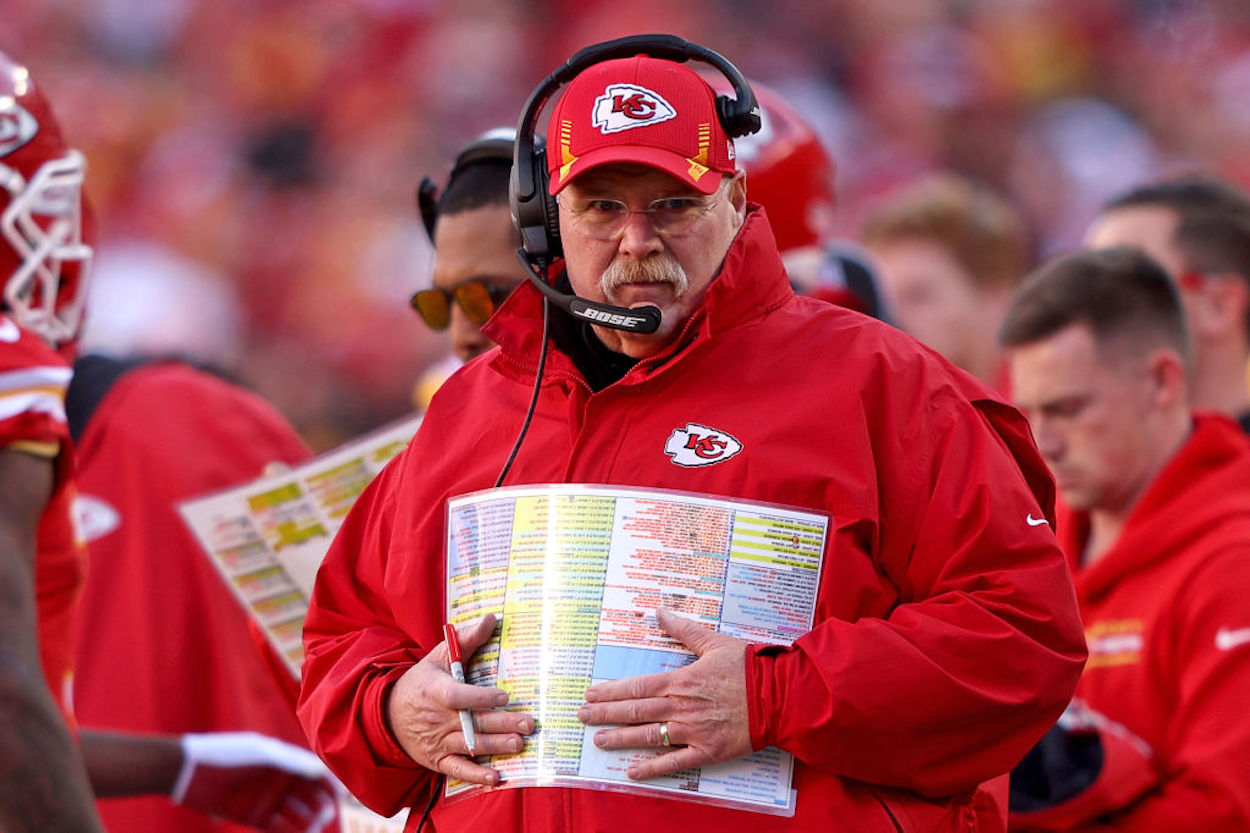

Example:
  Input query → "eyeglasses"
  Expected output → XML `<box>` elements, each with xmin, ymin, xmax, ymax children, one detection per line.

<box><xmin>410</xmin><ymin>280</ymin><xmax>516</xmax><ymax>330</ymax></box>
<box><xmin>559</xmin><ymin>193</ymin><xmax>722</xmax><ymax>240</ymax></box>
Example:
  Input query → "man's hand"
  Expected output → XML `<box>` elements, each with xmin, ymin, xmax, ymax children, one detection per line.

<box><xmin>173</xmin><ymin>732</ymin><xmax>340</xmax><ymax>833</ymax></box>
<box><xmin>577</xmin><ymin>608</ymin><xmax>754</xmax><ymax>780</ymax></box>
<box><xmin>386</xmin><ymin>613</ymin><xmax>534</xmax><ymax>786</ymax></box>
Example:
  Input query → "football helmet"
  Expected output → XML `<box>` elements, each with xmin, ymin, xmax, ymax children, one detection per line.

<box><xmin>0</xmin><ymin>51</ymin><xmax>91</xmax><ymax>348</ymax></box>
<box><xmin>730</xmin><ymin>80</ymin><xmax>837</xmax><ymax>254</ymax></box>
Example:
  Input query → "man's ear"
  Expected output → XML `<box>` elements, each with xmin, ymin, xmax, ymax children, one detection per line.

<box><xmin>728</xmin><ymin>171</ymin><xmax>748</xmax><ymax>224</ymax></box>
<box><xmin>1209</xmin><ymin>273</ymin><xmax>1250</xmax><ymax>340</ymax></box>
<box><xmin>1189</xmin><ymin>272</ymin><xmax>1249</xmax><ymax>340</ymax></box>
<box><xmin>1146</xmin><ymin>347</ymin><xmax>1189</xmax><ymax>410</ymax></box>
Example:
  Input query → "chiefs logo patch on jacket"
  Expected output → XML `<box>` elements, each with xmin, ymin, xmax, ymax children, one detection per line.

<box><xmin>664</xmin><ymin>422</ymin><xmax>742</xmax><ymax>467</ymax></box>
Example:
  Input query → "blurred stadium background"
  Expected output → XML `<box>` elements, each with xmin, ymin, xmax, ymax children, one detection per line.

<box><xmin>7</xmin><ymin>0</ymin><xmax>1249</xmax><ymax>449</ymax></box>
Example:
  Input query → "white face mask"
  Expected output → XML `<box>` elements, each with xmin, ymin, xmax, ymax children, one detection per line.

<box><xmin>1</xmin><ymin>148</ymin><xmax>92</xmax><ymax>346</ymax></box>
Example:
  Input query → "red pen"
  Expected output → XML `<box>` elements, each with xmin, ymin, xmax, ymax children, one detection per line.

<box><xmin>444</xmin><ymin>623</ymin><xmax>477</xmax><ymax>756</ymax></box>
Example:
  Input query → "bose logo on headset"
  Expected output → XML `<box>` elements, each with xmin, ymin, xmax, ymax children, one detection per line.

<box><xmin>574</xmin><ymin>307</ymin><xmax>653</xmax><ymax>327</ymax></box>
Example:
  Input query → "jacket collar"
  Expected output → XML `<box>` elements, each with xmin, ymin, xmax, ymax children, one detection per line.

<box><xmin>483</xmin><ymin>205</ymin><xmax>793</xmax><ymax>384</ymax></box>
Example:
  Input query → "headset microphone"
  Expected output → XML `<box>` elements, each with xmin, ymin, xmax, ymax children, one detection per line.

<box><xmin>514</xmin><ymin>250</ymin><xmax>661</xmax><ymax>334</ymax></box>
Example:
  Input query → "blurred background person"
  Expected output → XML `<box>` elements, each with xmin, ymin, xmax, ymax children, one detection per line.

<box><xmin>727</xmin><ymin>79</ymin><xmax>838</xmax><ymax>286</ymax></box>
<box><xmin>0</xmin><ymin>49</ymin><xmax>336</xmax><ymax>833</ymax></box>
<box><xmin>1085</xmin><ymin>175</ymin><xmax>1250</xmax><ymax>431</ymax></box>
<box><xmin>67</xmin><ymin>351</ymin><xmax>325</xmax><ymax>833</ymax></box>
<box><xmin>861</xmin><ymin>173</ymin><xmax>1031</xmax><ymax>391</ymax></box>
<box><xmin>712</xmin><ymin>76</ymin><xmax>890</xmax><ymax>319</ymax></box>
<box><xmin>410</xmin><ymin>128</ymin><xmax>531</xmax><ymax>409</ymax></box>
<box><xmin>1002</xmin><ymin>246</ymin><xmax>1250</xmax><ymax>831</ymax></box>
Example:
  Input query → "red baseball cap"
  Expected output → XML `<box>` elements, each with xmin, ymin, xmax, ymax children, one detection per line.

<box><xmin>546</xmin><ymin>54</ymin><xmax>736</xmax><ymax>195</ymax></box>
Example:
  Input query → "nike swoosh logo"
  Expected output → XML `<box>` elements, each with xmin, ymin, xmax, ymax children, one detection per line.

<box><xmin>0</xmin><ymin>317</ymin><xmax>19</xmax><ymax>343</ymax></box>
<box><xmin>1216</xmin><ymin>627</ymin><xmax>1250</xmax><ymax>651</ymax></box>
<box><xmin>1026</xmin><ymin>514</ymin><xmax>1049</xmax><ymax>527</ymax></box>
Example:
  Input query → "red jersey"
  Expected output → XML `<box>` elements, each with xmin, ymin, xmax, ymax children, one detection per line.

<box><xmin>69</xmin><ymin>360</ymin><xmax>312</xmax><ymax>833</ymax></box>
<box><xmin>0</xmin><ymin>314</ymin><xmax>83</xmax><ymax>724</ymax></box>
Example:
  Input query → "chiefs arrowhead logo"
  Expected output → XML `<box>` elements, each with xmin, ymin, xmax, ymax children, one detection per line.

<box><xmin>664</xmin><ymin>422</ymin><xmax>743</xmax><ymax>467</ymax></box>
<box><xmin>0</xmin><ymin>99</ymin><xmax>37</xmax><ymax>158</ymax></box>
<box><xmin>592</xmin><ymin>84</ymin><xmax>677</xmax><ymax>134</ymax></box>
<box><xmin>74</xmin><ymin>494</ymin><xmax>121</xmax><ymax>543</ymax></box>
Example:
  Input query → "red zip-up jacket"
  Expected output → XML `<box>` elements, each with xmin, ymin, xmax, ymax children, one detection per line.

<box><xmin>1011</xmin><ymin>414</ymin><xmax>1250</xmax><ymax>832</ymax></box>
<box><xmin>299</xmin><ymin>209</ymin><xmax>1086</xmax><ymax>832</ymax></box>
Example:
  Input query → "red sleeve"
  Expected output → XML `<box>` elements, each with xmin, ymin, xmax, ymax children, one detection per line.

<box><xmin>1022</xmin><ymin>549</ymin><xmax>1250</xmax><ymax>832</ymax></box>
<box><xmin>745</xmin><ymin>391</ymin><xmax>1087</xmax><ymax>796</ymax></box>
<box><xmin>297</xmin><ymin>459</ymin><xmax>437</xmax><ymax>817</ymax></box>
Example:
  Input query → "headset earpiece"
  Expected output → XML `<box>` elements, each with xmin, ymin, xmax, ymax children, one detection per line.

<box><xmin>422</xmin><ymin>127</ymin><xmax>517</xmax><ymax>243</ymax></box>
<box><xmin>511</xmin><ymin>133</ymin><xmax>557</xmax><ymax>264</ymax></box>
<box><xmin>535</xmin><ymin>157</ymin><xmax>561</xmax><ymax>260</ymax></box>
<box><xmin>717</xmin><ymin>94</ymin><xmax>762</xmax><ymax>138</ymax></box>
<box><xmin>416</xmin><ymin>177</ymin><xmax>439</xmax><ymax>242</ymax></box>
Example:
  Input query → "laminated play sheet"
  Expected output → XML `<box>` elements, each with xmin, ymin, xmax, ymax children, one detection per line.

<box><xmin>178</xmin><ymin>413</ymin><xmax>421</xmax><ymax>678</ymax></box>
<box><xmin>444</xmin><ymin>483</ymin><xmax>829</xmax><ymax>815</ymax></box>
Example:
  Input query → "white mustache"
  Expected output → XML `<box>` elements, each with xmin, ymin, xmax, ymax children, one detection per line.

<box><xmin>600</xmin><ymin>255</ymin><xmax>689</xmax><ymax>303</ymax></box>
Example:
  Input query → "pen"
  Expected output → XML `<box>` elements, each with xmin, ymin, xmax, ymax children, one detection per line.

<box><xmin>443</xmin><ymin>623</ymin><xmax>477</xmax><ymax>756</ymax></box>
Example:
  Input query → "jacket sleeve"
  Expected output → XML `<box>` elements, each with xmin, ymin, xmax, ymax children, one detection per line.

<box><xmin>296</xmin><ymin>459</ymin><xmax>437</xmax><ymax>817</ymax></box>
<box><xmin>745</xmin><ymin>388</ymin><xmax>1087</xmax><ymax>797</ymax></box>
<box><xmin>1012</xmin><ymin>548</ymin><xmax>1250</xmax><ymax>832</ymax></box>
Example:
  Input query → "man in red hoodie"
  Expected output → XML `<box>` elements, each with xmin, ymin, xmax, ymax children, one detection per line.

<box><xmin>1003</xmin><ymin>246</ymin><xmax>1250</xmax><ymax>831</ymax></box>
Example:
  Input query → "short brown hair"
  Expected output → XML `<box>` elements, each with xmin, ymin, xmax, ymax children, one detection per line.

<box><xmin>861</xmin><ymin>174</ymin><xmax>1029</xmax><ymax>290</ymax></box>
<box><xmin>1103</xmin><ymin>175</ymin><xmax>1250</xmax><ymax>336</ymax></box>
<box><xmin>1000</xmin><ymin>247</ymin><xmax>1190</xmax><ymax>365</ymax></box>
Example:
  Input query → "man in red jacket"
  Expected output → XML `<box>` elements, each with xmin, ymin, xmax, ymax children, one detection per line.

<box><xmin>299</xmin><ymin>37</ymin><xmax>1086</xmax><ymax>832</ymax></box>
<box><xmin>1003</xmin><ymin>246</ymin><xmax>1250</xmax><ymax>831</ymax></box>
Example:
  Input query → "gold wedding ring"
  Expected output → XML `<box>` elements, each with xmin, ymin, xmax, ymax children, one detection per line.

<box><xmin>659</xmin><ymin>721</ymin><xmax>672</xmax><ymax>747</ymax></box>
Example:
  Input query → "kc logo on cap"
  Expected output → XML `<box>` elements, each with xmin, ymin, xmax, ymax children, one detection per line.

<box><xmin>592</xmin><ymin>84</ymin><xmax>677</xmax><ymax>134</ymax></box>
<box><xmin>547</xmin><ymin>54</ymin><xmax>738</xmax><ymax>195</ymax></box>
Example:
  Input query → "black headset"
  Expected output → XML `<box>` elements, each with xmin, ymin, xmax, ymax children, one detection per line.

<box><xmin>417</xmin><ymin>127</ymin><xmax>521</xmax><ymax>241</ymax></box>
<box><xmin>508</xmin><ymin>34</ymin><xmax>761</xmax><ymax>334</ymax></box>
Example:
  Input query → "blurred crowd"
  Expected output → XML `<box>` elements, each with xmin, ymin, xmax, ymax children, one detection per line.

<box><xmin>7</xmin><ymin>0</ymin><xmax>1250</xmax><ymax>449</ymax></box>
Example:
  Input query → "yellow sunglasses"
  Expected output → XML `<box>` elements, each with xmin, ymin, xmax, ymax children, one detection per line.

<box><xmin>410</xmin><ymin>280</ymin><xmax>516</xmax><ymax>330</ymax></box>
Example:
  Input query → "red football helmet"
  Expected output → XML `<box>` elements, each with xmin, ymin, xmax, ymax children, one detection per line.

<box><xmin>730</xmin><ymin>81</ymin><xmax>837</xmax><ymax>254</ymax></box>
<box><xmin>0</xmin><ymin>51</ymin><xmax>91</xmax><ymax>348</ymax></box>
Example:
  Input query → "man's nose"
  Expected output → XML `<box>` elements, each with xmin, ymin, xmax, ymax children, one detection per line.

<box><xmin>617</xmin><ymin>209</ymin><xmax>665</xmax><ymax>258</ymax></box>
